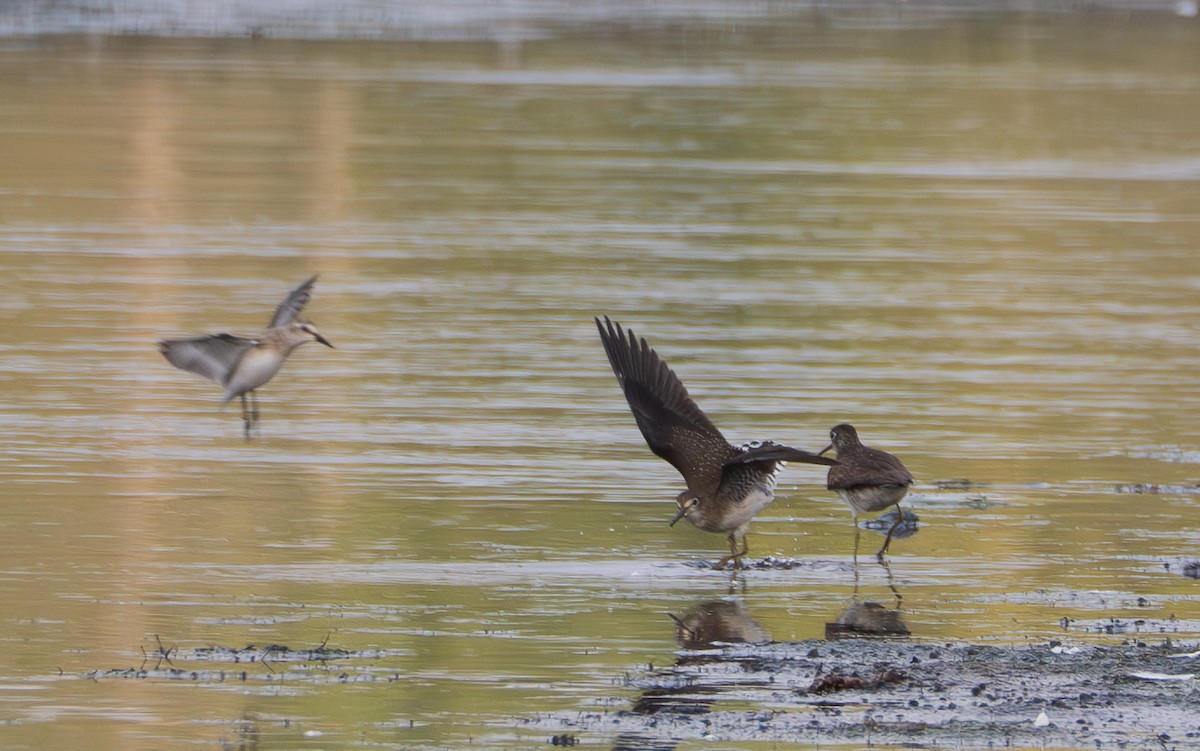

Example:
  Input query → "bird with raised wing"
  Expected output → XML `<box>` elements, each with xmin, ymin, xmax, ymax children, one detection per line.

<box><xmin>595</xmin><ymin>316</ymin><xmax>835</xmax><ymax>570</ymax></box>
<box><xmin>159</xmin><ymin>276</ymin><xmax>334</xmax><ymax>438</ymax></box>
<box><xmin>818</xmin><ymin>423</ymin><xmax>914</xmax><ymax>561</ymax></box>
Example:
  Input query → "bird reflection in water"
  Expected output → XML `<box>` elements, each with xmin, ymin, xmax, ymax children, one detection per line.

<box><xmin>826</xmin><ymin>601</ymin><xmax>910</xmax><ymax>640</ymax></box>
<box><xmin>825</xmin><ymin>557</ymin><xmax>910</xmax><ymax>640</ymax></box>
<box><xmin>612</xmin><ymin>598</ymin><xmax>771</xmax><ymax>751</ymax></box>
<box><xmin>667</xmin><ymin>599</ymin><xmax>770</xmax><ymax>650</ymax></box>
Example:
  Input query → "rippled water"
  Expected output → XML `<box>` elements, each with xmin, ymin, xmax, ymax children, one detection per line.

<box><xmin>1</xmin><ymin>10</ymin><xmax>1199</xmax><ymax>750</ymax></box>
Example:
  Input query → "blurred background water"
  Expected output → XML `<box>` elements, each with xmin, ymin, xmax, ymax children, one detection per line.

<box><xmin>0</xmin><ymin>3</ymin><xmax>1199</xmax><ymax>749</ymax></box>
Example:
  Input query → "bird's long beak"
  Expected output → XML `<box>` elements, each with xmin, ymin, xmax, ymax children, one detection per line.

<box><xmin>315</xmin><ymin>333</ymin><xmax>334</xmax><ymax>348</ymax></box>
<box><xmin>818</xmin><ymin>443</ymin><xmax>833</xmax><ymax>457</ymax></box>
<box><xmin>669</xmin><ymin>503</ymin><xmax>691</xmax><ymax>527</ymax></box>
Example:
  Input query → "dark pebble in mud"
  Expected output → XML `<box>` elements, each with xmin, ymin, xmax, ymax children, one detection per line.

<box><xmin>531</xmin><ymin>639</ymin><xmax>1200</xmax><ymax>748</ymax></box>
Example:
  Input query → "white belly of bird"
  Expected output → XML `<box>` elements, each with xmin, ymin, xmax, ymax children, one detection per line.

<box><xmin>838</xmin><ymin>484</ymin><xmax>909</xmax><ymax>516</ymax></box>
<box><xmin>721</xmin><ymin>479</ymin><xmax>778</xmax><ymax>531</ymax></box>
<box><xmin>223</xmin><ymin>348</ymin><xmax>285</xmax><ymax>400</ymax></box>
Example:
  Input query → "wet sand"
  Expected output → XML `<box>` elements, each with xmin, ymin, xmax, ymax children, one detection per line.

<box><xmin>534</xmin><ymin>634</ymin><xmax>1200</xmax><ymax>749</ymax></box>
<box><xmin>95</xmin><ymin>608</ymin><xmax>1200</xmax><ymax>749</ymax></box>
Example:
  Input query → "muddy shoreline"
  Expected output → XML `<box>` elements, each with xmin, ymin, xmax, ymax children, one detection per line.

<box><xmin>534</xmin><ymin>635</ymin><xmax>1200</xmax><ymax>750</ymax></box>
<box><xmin>92</xmin><ymin>618</ymin><xmax>1200</xmax><ymax>749</ymax></box>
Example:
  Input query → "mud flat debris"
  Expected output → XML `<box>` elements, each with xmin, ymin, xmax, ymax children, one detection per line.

<box><xmin>531</xmin><ymin>638</ymin><xmax>1200</xmax><ymax>749</ymax></box>
<box><xmin>687</xmin><ymin>556</ymin><xmax>854</xmax><ymax>572</ymax></box>
<box><xmin>1066</xmin><ymin>615</ymin><xmax>1200</xmax><ymax>636</ymax></box>
<box><xmin>807</xmin><ymin>666</ymin><xmax>908</xmax><ymax>693</ymax></box>
<box><xmin>88</xmin><ymin>637</ymin><xmax>406</xmax><ymax>684</ymax></box>
<box><xmin>741</xmin><ymin>555</ymin><xmax>808</xmax><ymax>571</ymax></box>
<box><xmin>1114</xmin><ymin>482</ymin><xmax>1200</xmax><ymax>495</ymax></box>
<box><xmin>192</xmin><ymin>642</ymin><xmax>356</xmax><ymax>662</ymax></box>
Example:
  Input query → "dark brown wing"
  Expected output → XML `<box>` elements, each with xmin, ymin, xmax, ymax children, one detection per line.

<box><xmin>596</xmin><ymin>316</ymin><xmax>733</xmax><ymax>495</ymax></box>
<box><xmin>828</xmin><ymin>447</ymin><xmax>913</xmax><ymax>491</ymax></box>
<box><xmin>268</xmin><ymin>275</ymin><xmax>317</xmax><ymax>329</ymax></box>
<box><xmin>725</xmin><ymin>442</ymin><xmax>838</xmax><ymax>468</ymax></box>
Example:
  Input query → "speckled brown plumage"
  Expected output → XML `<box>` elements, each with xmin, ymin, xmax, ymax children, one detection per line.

<box><xmin>596</xmin><ymin>316</ymin><xmax>835</xmax><ymax>569</ymax></box>
<box><xmin>820</xmin><ymin>423</ymin><xmax>914</xmax><ymax>560</ymax></box>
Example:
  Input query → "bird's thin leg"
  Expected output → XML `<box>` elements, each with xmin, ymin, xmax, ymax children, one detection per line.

<box><xmin>876</xmin><ymin>506</ymin><xmax>905</xmax><ymax>562</ymax></box>
<box><xmin>852</xmin><ymin>516</ymin><xmax>861</xmax><ymax>564</ymax></box>
<box><xmin>734</xmin><ymin>533</ymin><xmax>746</xmax><ymax>570</ymax></box>
<box><xmin>249</xmin><ymin>390</ymin><xmax>260</xmax><ymax>426</ymax></box>
<box><xmin>715</xmin><ymin>532</ymin><xmax>748</xmax><ymax>571</ymax></box>
<box><xmin>240</xmin><ymin>393</ymin><xmax>252</xmax><ymax>440</ymax></box>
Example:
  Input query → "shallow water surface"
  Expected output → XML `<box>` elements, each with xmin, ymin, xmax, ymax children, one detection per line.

<box><xmin>1</xmin><ymin>9</ymin><xmax>1199</xmax><ymax>751</ymax></box>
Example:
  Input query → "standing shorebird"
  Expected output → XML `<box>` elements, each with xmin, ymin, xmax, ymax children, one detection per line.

<box><xmin>159</xmin><ymin>275</ymin><xmax>334</xmax><ymax>438</ymax></box>
<box><xmin>595</xmin><ymin>317</ymin><xmax>836</xmax><ymax>570</ymax></box>
<box><xmin>818</xmin><ymin>424</ymin><xmax>913</xmax><ymax>561</ymax></box>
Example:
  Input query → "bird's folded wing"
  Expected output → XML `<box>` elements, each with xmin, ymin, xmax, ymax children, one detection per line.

<box><xmin>596</xmin><ymin>317</ymin><xmax>732</xmax><ymax>495</ymax></box>
<box><xmin>159</xmin><ymin>334</ymin><xmax>255</xmax><ymax>384</ymax></box>
<box><xmin>828</xmin><ymin>449</ymin><xmax>913</xmax><ymax>490</ymax></box>
<box><xmin>268</xmin><ymin>275</ymin><xmax>317</xmax><ymax>329</ymax></box>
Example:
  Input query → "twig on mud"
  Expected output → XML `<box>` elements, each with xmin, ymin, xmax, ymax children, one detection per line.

<box><xmin>141</xmin><ymin>634</ymin><xmax>176</xmax><ymax>670</ymax></box>
<box><xmin>259</xmin><ymin>645</ymin><xmax>279</xmax><ymax>674</ymax></box>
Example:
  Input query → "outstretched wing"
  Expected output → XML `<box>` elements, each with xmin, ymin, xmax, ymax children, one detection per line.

<box><xmin>159</xmin><ymin>334</ymin><xmax>255</xmax><ymax>385</ymax></box>
<box><xmin>828</xmin><ymin>447</ymin><xmax>913</xmax><ymax>491</ymax></box>
<box><xmin>595</xmin><ymin>316</ymin><xmax>733</xmax><ymax>495</ymax></box>
<box><xmin>725</xmin><ymin>442</ymin><xmax>838</xmax><ymax>469</ymax></box>
<box><xmin>268</xmin><ymin>275</ymin><xmax>317</xmax><ymax>329</ymax></box>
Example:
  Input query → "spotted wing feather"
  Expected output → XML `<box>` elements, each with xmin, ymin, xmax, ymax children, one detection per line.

<box><xmin>725</xmin><ymin>442</ymin><xmax>838</xmax><ymax>468</ymax></box>
<box><xmin>596</xmin><ymin>317</ymin><xmax>734</xmax><ymax>495</ymax></box>
<box><xmin>159</xmin><ymin>333</ymin><xmax>255</xmax><ymax>385</ymax></box>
